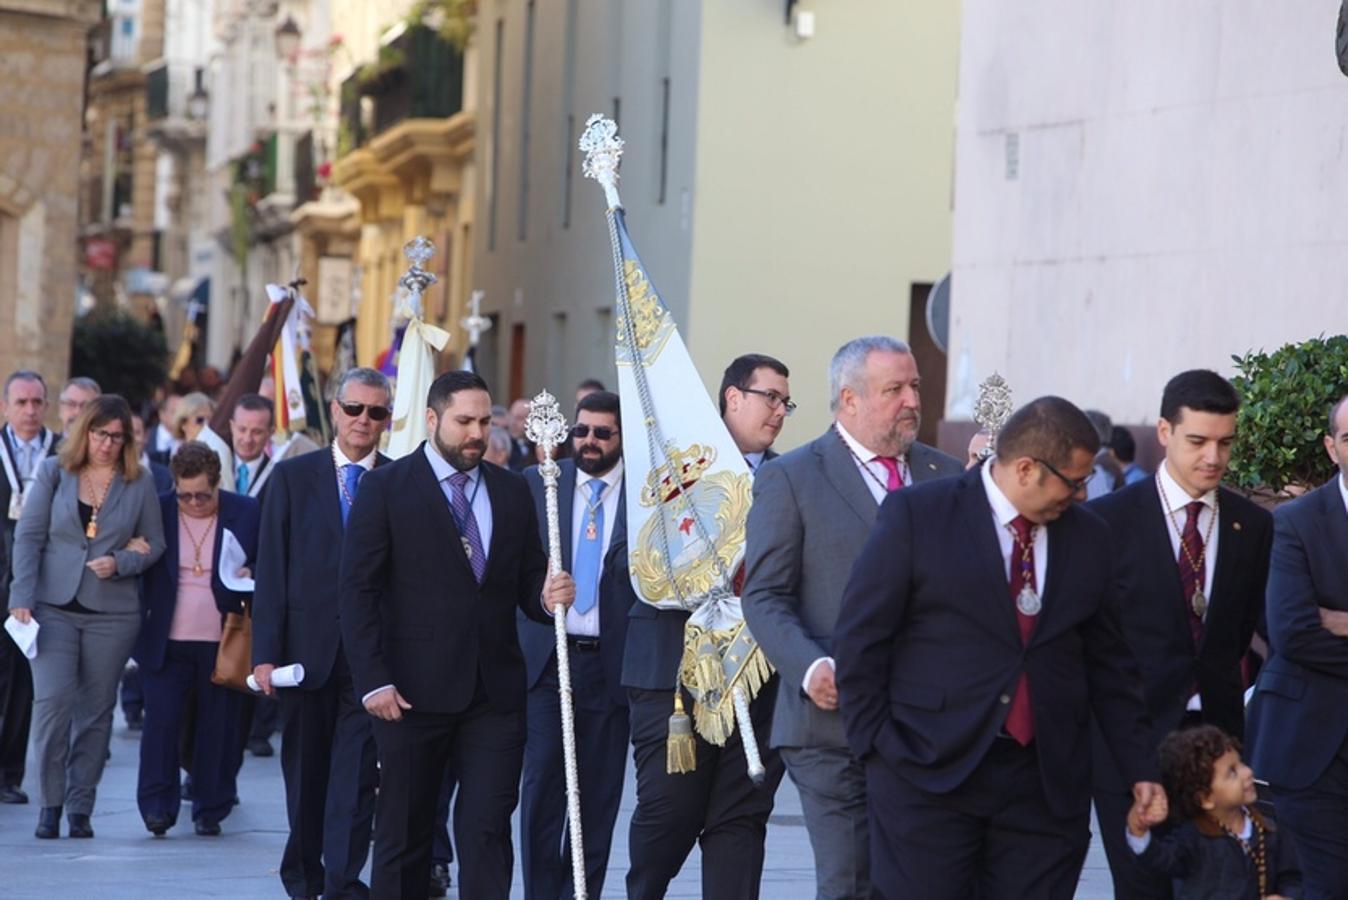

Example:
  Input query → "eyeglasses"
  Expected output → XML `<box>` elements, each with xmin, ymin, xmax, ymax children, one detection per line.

<box><xmin>739</xmin><ymin>387</ymin><xmax>797</xmax><ymax>416</ymax></box>
<box><xmin>90</xmin><ymin>429</ymin><xmax>127</xmax><ymax>445</ymax></box>
<box><xmin>337</xmin><ymin>401</ymin><xmax>391</xmax><ymax>422</ymax></box>
<box><xmin>571</xmin><ymin>424</ymin><xmax>618</xmax><ymax>441</ymax></box>
<box><xmin>176</xmin><ymin>490</ymin><xmax>217</xmax><ymax>505</ymax></box>
<box><xmin>1034</xmin><ymin>457</ymin><xmax>1091</xmax><ymax>495</ymax></box>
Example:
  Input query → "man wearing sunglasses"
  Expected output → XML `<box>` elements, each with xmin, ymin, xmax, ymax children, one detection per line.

<box><xmin>517</xmin><ymin>390</ymin><xmax>629</xmax><ymax>899</ymax></box>
<box><xmin>252</xmin><ymin>367</ymin><xmax>392</xmax><ymax>900</ymax></box>
<box><xmin>339</xmin><ymin>369</ymin><xmax>574</xmax><ymax>900</ymax></box>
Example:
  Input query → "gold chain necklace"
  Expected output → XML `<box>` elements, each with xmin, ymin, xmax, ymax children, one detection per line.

<box><xmin>1155</xmin><ymin>473</ymin><xmax>1220</xmax><ymax>618</ymax></box>
<box><xmin>82</xmin><ymin>470</ymin><xmax>115</xmax><ymax>539</ymax></box>
<box><xmin>181</xmin><ymin>514</ymin><xmax>217</xmax><ymax>577</ymax></box>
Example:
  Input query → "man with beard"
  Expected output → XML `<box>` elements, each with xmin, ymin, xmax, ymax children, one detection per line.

<box><xmin>622</xmin><ymin>354</ymin><xmax>793</xmax><ymax>900</ymax></box>
<box><xmin>517</xmin><ymin>390</ymin><xmax>629</xmax><ymax>899</ymax></box>
<box><xmin>742</xmin><ymin>336</ymin><xmax>962</xmax><ymax>897</ymax></box>
<box><xmin>339</xmin><ymin>370</ymin><xmax>575</xmax><ymax>900</ymax></box>
<box><xmin>252</xmin><ymin>367</ymin><xmax>392</xmax><ymax>900</ymax></box>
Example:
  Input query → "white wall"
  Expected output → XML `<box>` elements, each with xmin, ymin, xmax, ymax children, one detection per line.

<box><xmin>949</xmin><ymin>0</ymin><xmax>1348</xmax><ymax>424</ymax></box>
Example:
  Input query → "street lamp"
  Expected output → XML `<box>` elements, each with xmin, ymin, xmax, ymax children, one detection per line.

<box><xmin>274</xmin><ymin>15</ymin><xmax>301</xmax><ymax>62</ymax></box>
<box><xmin>187</xmin><ymin>67</ymin><xmax>209</xmax><ymax>120</ymax></box>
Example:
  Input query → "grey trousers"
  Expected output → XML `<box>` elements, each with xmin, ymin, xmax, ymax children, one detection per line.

<box><xmin>780</xmin><ymin>745</ymin><xmax>872</xmax><ymax>900</ymax></box>
<box><xmin>29</xmin><ymin>602</ymin><xmax>140</xmax><ymax>812</ymax></box>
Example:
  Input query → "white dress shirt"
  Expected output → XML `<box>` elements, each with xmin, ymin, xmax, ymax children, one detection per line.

<box><xmin>744</xmin><ymin>451</ymin><xmax>766</xmax><ymax>474</ymax></box>
<box><xmin>1338</xmin><ymin>471</ymin><xmax>1348</xmax><ymax>516</ymax></box>
<box><xmin>1155</xmin><ymin>462</ymin><xmax>1219</xmax><ymax>607</ymax></box>
<box><xmin>567</xmin><ymin>461</ymin><xmax>623</xmax><ymax>637</ymax></box>
<box><xmin>981</xmin><ymin>458</ymin><xmax>1049</xmax><ymax>594</ymax></box>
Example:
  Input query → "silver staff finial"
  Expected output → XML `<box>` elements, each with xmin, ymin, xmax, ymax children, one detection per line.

<box><xmin>525</xmin><ymin>390</ymin><xmax>569</xmax><ymax>476</ymax></box>
<box><xmin>461</xmin><ymin>290</ymin><xmax>492</xmax><ymax>347</ymax></box>
<box><xmin>397</xmin><ymin>236</ymin><xmax>438</xmax><ymax>317</ymax></box>
<box><xmin>579</xmin><ymin>114</ymin><xmax>624</xmax><ymax>210</ymax></box>
<box><xmin>973</xmin><ymin>373</ymin><xmax>1014</xmax><ymax>460</ymax></box>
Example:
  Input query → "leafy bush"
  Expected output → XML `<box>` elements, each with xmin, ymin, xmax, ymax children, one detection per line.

<box><xmin>70</xmin><ymin>310</ymin><xmax>169</xmax><ymax>411</ymax></box>
<box><xmin>1229</xmin><ymin>335</ymin><xmax>1348</xmax><ymax>493</ymax></box>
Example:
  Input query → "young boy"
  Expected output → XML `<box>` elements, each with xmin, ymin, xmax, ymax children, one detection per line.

<box><xmin>1128</xmin><ymin>726</ymin><xmax>1301</xmax><ymax>899</ymax></box>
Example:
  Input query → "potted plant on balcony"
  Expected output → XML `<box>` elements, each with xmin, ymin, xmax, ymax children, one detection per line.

<box><xmin>1228</xmin><ymin>333</ymin><xmax>1348</xmax><ymax>501</ymax></box>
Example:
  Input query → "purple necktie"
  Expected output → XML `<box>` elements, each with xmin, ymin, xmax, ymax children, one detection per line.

<box><xmin>449</xmin><ymin>471</ymin><xmax>486</xmax><ymax>583</ymax></box>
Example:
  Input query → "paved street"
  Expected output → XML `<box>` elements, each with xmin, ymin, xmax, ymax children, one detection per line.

<box><xmin>0</xmin><ymin>715</ymin><xmax>1115</xmax><ymax>897</ymax></box>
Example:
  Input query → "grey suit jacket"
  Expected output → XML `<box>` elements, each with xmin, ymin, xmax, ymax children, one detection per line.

<box><xmin>742</xmin><ymin>428</ymin><xmax>962</xmax><ymax>749</ymax></box>
<box><xmin>8</xmin><ymin>456</ymin><xmax>165</xmax><ymax>614</ymax></box>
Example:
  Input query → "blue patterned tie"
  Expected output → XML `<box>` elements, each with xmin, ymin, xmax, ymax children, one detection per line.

<box><xmin>340</xmin><ymin>463</ymin><xmax>363</xmax><ymax>525</ymax></box>
<box><xmin>449</xmin><ymin>471</ymin><xmax>487</xmax><ymax>583</ymax></box>
<box><xmin>572</xmin><ymin>479</ymin><xmax>606</xmax><ymax>615</ymax></box>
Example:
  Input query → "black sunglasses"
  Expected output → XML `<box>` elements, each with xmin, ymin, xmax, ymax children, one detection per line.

<box><xmin>338</xmin><ymin>402</ymin><xmax>391</xmax><ymax>422</ymax></box>
<box><xmin>571</xmin><ymin>424</ymin><xmax>618</xmax><ymax>441</ymax></box>
<box><xmin>1034</xmin><ymin>457</ymin><xmax>1090</xmax><ymax>494</ymax></box>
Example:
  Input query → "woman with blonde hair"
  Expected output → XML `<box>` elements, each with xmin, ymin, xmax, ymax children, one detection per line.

<box><xmin>9</xmin><ymin>394</ymin><xmax>165</xmax><ymax>839</ymax></box>
<box><xmin>171</xmin><ymin>392</ymin><xmax>215</xmax><ymax>445</ymax></box>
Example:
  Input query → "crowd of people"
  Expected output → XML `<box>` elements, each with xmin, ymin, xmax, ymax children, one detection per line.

<box><xmin>0</xmin><ymin>337</ymin><xmax>1345</xmax><ymax>900</ymax></box>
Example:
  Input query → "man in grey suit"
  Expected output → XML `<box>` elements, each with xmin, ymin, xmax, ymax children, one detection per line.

<box><xmin>743</xmin><ymin>335</ymin><xmax>962</xmax><ymax>898</ymax></box>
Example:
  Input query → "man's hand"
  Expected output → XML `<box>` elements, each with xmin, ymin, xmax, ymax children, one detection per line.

<box><xmin>1320</xmin><ymin>608</ymin><xmax>1348</xmax><ymax>637</ymax></box>
<box><xmin>124</xmin><ymin>536</ymin><xmax>151</xmax><ymax>555</ymax></box>
<box><xmin>544</xmin><ymin>571</ymin><xmax>576</xmax><ymax>614</ymax></box>
<box><xmin>252</xmin><ymin>663</ymin><xmax>276</xmax><ymax>697</ymax></box>
<box><xmin>1129</xmin><ymin>781</ymin><xmax>1168</xmax><ymax>833</ymax></box>
<box><xmin>9</xmin><ymin>607</ymin><xmax>32</xmax><ymax>625</ymax></box>
<box><xmin>805</xmin><ymin>660</ymin><xmax>838</xmax><ymax>711</ymax></box>
<box><xmin>86</xmin><ymin>555</ymin><xmax>117</xmax><ymax>579</ymax></box>
<box><xmin>364</xmin><ymin>686</ymin><xmax>412</xmax><ymax>722</ymax></box>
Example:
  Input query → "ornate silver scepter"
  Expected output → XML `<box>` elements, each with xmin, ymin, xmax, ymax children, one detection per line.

<box><xmin>973</xmin><ymin>373</ymin><xmax>1013</xmax><ymax>460</ymax></box>
<box><xmin>525</xmin><ymin>390</ymin><xmax>587</xmax><ymax>900</ymax></box>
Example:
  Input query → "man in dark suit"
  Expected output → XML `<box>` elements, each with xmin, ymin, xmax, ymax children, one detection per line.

<box><xmin>339</xmin><ymin>370</ymin><xmax>575</xmax><ymax>900</ymax></box>
<box><xmin>742</xmin><ymin>337</ymin><xmax>962</xmax><ymax>897</ymax></box>
<box><xmin>1246</xmin><ymin>392</ymin><xmax>1348</xmax><ymax>897</ymax></box>
<box><xmin>518</xmin><ymin>389</ymin><xmax>629</xmax><ymax>899</ymax></box>
<box><xmin>834</xmin><ymin>396</ymin><xmax>1166</xmax><ymax>898</ymax></box>
<box><xmin>623</xmin><ymin>354</ymin><xmax>795</xmax><ymax>900</ymax></box>
<box><xmin>507</xmin><ymin>398</ymin><xmax>536</xmax><ymax>471</ymax></box>
<box><xmin>229</xmin><ymin>393</ymin><xmax>276</xmax><ymax>501</ymax></box>
<box><xmin>0</xmin><ymin>370</ymin><xmax>60</xmax><ymax>804</ymax></box>
<box><xmin>252</xmin><ymin>366</ymin><xmax>392</xmax><ymax>900</ymax></box>
<box><xmin>1088</xmin><ymin>370</ymin><xmax>1272</xmax><ymax>899</ymax></box>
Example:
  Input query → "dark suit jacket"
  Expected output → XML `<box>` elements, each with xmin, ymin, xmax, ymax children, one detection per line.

<box><xmin>621</xmin><ymin>448</ymin><xmax>785</xmax><ymax>692</ymax></box>
<box><xmin>0</xmin><ymin>428</ymin><xmax>59</xmax><ymax>604</ymax></box>
<box><xmin>1088</xmin><ymin>480</ymin><xmax>1271</xmax><ymax>744</ymax></box>
<box><xmin>252</xmin><ymin>447</ymin><xmax>388</xmax><ymax>689</ymax></box>
<box><xmin>136</xmin><ymin>490</ymin><xmax>260</xmax><ymax>672</ymax></box>
<box><xmin>518</xmin><ymin>460</ymin><xmax>629</xmax><ymax>707</ymax></box>
<box><xmin>338</xmin><ymin>447</ymin><xmax>552</xmax><ymax>715</ymax></box>
<box><xmin>834</xmin><ymin>467</ymin><xmax>1156</xmax><ymax>818</ymax></box>
<box><xmin>1247</xmin><ymin>479</ymin><xmax>1348</xmax><ymax>791</ymax></box>
<box><xmin>147</xmin><ymin>460</ymin><xmax>173</xmax><ymax>495</ymax></box>
<box><xmin>508</xmin><ymin>437</ymin><xmax>536</xmax><ymax>472</ymax></box>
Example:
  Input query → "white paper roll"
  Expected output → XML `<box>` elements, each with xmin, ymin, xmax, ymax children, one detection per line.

<box><xmin>246</xmin><ymin>663</ymin><xmax>306</xmax><ymax>692</ymax></box>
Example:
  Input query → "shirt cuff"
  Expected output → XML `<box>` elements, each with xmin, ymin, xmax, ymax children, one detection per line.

<box><xmin>802</xmin><ymin>656</ymin><xmax>835</xmax><ymax>693</ymax></box>
<box><xmin>1126</xmin><ymin>828</ymin><xmax>1151</xmax><ymax>855</ymax></box>
<box><xmin>361</xmin><ymin>684</ymin><xmax>394</xmax><ymax>706</ymax></box>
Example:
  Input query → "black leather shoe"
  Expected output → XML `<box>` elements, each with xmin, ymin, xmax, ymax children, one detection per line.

<box><xmin>144</xmin><ymin>813</ymin><xmax>173</xmax><ymax>836</ymax></box>
<box><xmin>35</xmin><ymin>807</ymin><xmax>60</xmax><ymax>839</ymax></box>
<box><xmin>0</xmin><ymin>785</ymin><xmax>28</xmax><ymax>804</ymax></box>
<box><xmin>429</xmin><ymin>863</ymin><xmax>450</xmax><ymax>897</ymax></box>
<box><xmin>194</xmin><ymin>819</ymin><xmax>221</xmax><ymax>836</ymax></box>
<box><xmin>67</xmin><ymin>813</ymin><xmax>94</xmax><ymax>838</ymax></box>
<box><xmin>246</xmin><ymin>736</ymin><xmax>274</xmax><ymax>757</ymax></box>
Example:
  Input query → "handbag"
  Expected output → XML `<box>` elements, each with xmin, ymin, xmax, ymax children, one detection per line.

<box><xmin>211</xmin><ymin>603</ymin><xmax>253</xmax><ymax>694</ymax></box>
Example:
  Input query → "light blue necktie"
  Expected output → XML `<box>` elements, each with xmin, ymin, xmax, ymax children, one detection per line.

<box><xmin>236</xmin><ymin>462</ymin><xmax>250</xmax><ymax>494</ymax></box>
<box><xmin>572</xmin><ymin>479</ymin><xmax>605</xmax><ymax>615</ymax></box>
<box><xmin>340</xmin><ymin>463</ymin><xmax>363</xmax><ymax>525</ymax></box>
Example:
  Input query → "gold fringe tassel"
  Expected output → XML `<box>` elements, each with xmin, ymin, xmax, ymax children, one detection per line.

<box><xmin>666</xmin><ymin>691</ymin><xmax>697</xmax><ymax>774</ymax></box>
<box><xmin>689</xmin><ymin>645</ymin><xmax>773</xmax><ymax>746</ymax></box>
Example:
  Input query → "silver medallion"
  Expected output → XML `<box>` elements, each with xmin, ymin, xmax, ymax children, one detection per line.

<box><xmin>461</xmin><ymin>536</ymin><xmax>474</xmax><ymax>560</ymax></box>
<box><xmin>1190</xmin><ymin>588</ymin><xmax>1207</xmax><ymax>619</ymax></box>
<box><xmin>1016</xmin><ymin>584</ymin><xmax>1042</xmax><ymax>617</ymax></box>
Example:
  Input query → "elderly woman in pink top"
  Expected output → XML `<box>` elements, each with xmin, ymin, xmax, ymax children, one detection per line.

<box><xmin>133</xmin><ymin>442</ymin><xmax>259</xmax><ymax>836</ymax></box>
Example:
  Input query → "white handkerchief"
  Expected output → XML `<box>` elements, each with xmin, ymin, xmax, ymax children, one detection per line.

<box><xmin>4</xmin><ymin>616</ymin><xmax>39</xmax><ymax>659</ymax></box>
<box><xmin>218</xmin><ymin>528</ymin><xmax>255</xmax><ymax>592</ymax></box>
<box><xmin>246</xmin><ymin>663</ymin><xmax>305</xmax><ymax>693</ymax></box>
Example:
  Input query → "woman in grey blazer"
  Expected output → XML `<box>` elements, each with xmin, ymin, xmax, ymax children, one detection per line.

<box><xmin>9</xmin><ymin>395</ymin><xmax>165</xmax><ymax>839</ymax></box>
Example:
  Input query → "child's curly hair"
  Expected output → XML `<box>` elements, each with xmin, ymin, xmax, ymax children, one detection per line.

<box><xmin>1158</xmin><ymin>725</ymin><xmax>1242</xmax><ymax>820</ymax></box>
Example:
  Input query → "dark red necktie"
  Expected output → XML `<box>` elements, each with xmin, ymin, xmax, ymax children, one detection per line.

<box><xmin>1177</xmin><ymin>501</ymin><xmax>1205</xmax><ymax>648</ymax></box>
<box><xmin>1006</xmin><ymin>515</ymin><xmax>1036</xmax><ymax>745</ymax></box>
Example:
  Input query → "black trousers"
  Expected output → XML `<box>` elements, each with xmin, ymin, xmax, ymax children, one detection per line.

<box><xmin>0</xmin><ymin>629</ymin><xmax>33</xmax><ymax>787</ymax></box>
<box><xmin>119</xmin><ymin>664</ymin><xmax>143</xmax><ymax>721</ymax></box>
<box><xmin>432</xmin><ymin>764</ymin><xmax>457</xmax><ymax>868</ymax></box>
<box><xmin>519</xmin><ymin>649</ymin><xmax>629</xmax><ymax>900</ymax></box>
<box><xmin>278</xmin><ymin>653</ymin><xmax>378</xmax><ymax>900</ymax></box>
<box><xmin>625</xmin><ymin>678</ymin><xmax>785</xmax><ymax>900</ymax></box>
<box><xmin>869</xmin><ymin>738</ymin><xmax>1091</xmax><ymax>900</ymax></box>
<box><xmin>370</xmin><ymin>689</ymin><xmax>526</xmax><ymax>900</ymax></box>
<box><xmin>1270</xmin><ymin>739</ymin><xmax>1348</xmax><ymax>899</ymax></box>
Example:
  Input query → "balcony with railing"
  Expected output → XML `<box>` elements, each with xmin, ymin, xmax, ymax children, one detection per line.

<box><xmin>338</xmin><ymin>25</ymin><xmax>463</xmax><ymax>158</ymax></box>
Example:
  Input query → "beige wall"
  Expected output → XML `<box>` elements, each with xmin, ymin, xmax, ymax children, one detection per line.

<box><xmin>687</xmin><ymin>0</ymin><xmax>961</xmax><ymax>447</ymax></box>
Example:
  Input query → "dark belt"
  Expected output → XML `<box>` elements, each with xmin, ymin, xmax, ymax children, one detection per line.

<box><xmin>566</xmin><ymin>635</ymin><xmax>601</xmax><ymax>652</ymax></box>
